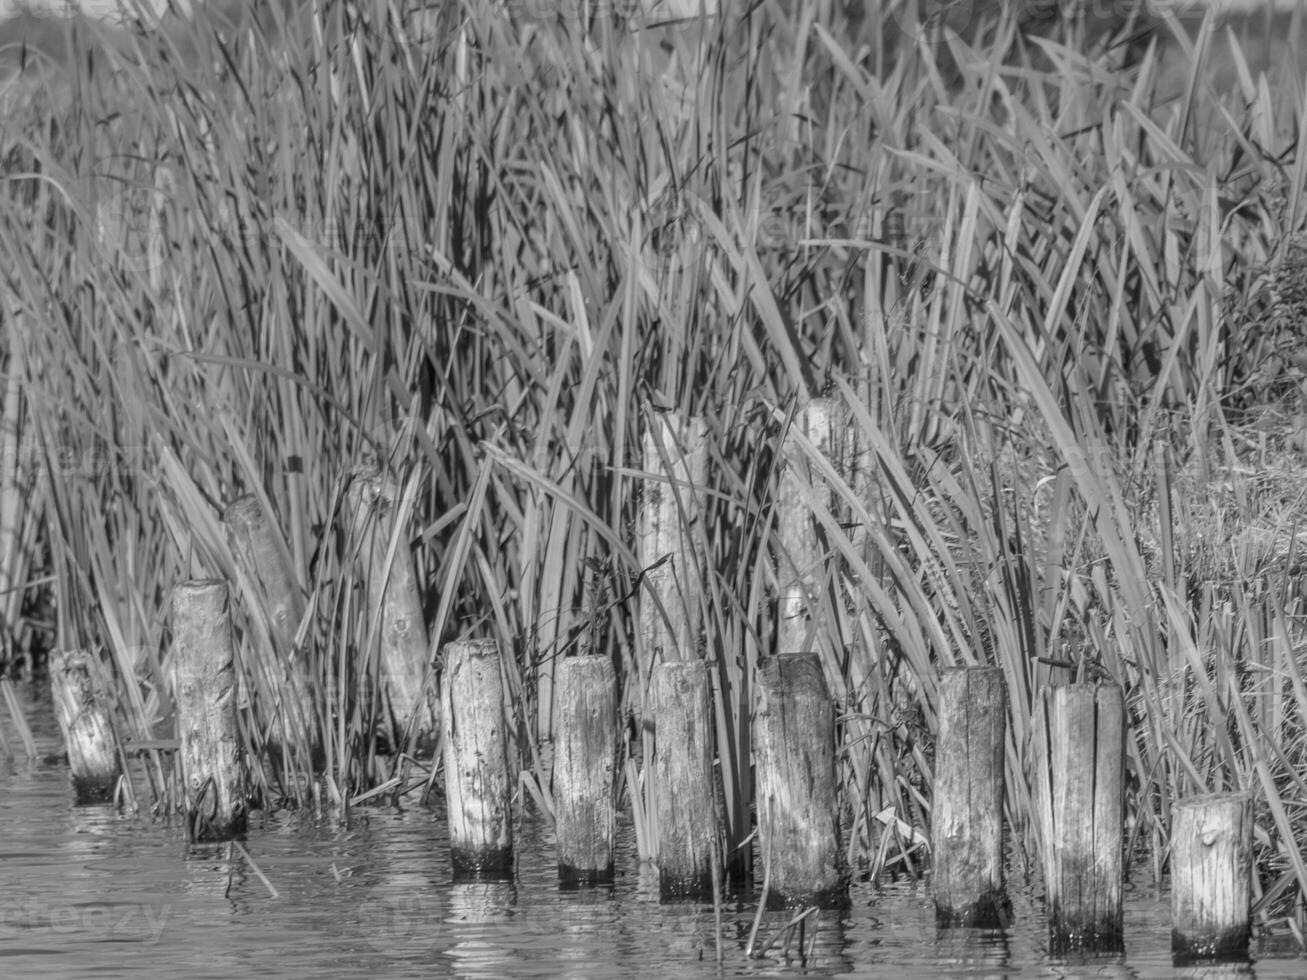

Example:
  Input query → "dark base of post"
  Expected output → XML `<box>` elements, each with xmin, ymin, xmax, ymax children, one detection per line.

<box><xmin>172</xmin><ymin>580</ymin><xmax>248</xmax><ymax>843</ymax></box>
<box><xmin>410</xmin><ymin>732</ymin><xmax>440</xmax><ymax>759</ymax></box>
<box><xmin>442</xmin><ymin>639</ymin><xmax>513</xmax><ymax>880</ymax></box>
<box><xmin>190</xmin><ymin>806</ymin><xmax>249</xmax><ymax>843</ymax></box>
<box><xmin>659</xmin><ymin>870</ymin><xmax>714</xmax><ymax>901</ymax></box>
<box><xmin>553</xmin><ymin>655</ymin><xmax>618</xmax><ymax>889</ymax></box>
<box><xmin>1048</xmin><ymin>923</ymin><xmax>1124</xmax><ymax>957</ymax></box>
<box><xmin>559</xmin><ymin>862</ymin><xmax>615</xmax><ymax>890</ymax></box>
<box><xmin>763</xmin><ymin>882</ymin><xmax>850</xmax><ymax>912</ymax></box>
<box><xmin>932</xmin><ymin>665</ymin><xmax>1007</xmax><ymax>928</ymax></box>
<box><xmin>451</xmin><ymin>846</ymin><xmax>514</xmax><ymax>881</ymax></box>
<box><xmin>936</xmin><ymin>892</ymin><xmax>1012</xmax><ymax>930</ymax></box>
<box><xmin>1171</xmin><ymin>929</ymin><xmax>1252</xmax><ymax>966</ymax></box>
<box><xmin>1037</xmin><ymin>683</ymin><xmax>1126</xmax><ymax>955</ymax></box>
<box><xmin>184</xmin><ymin>768</ymin><xmax>248</xmax><ymax>842</ymax></box>
<box><xmin>651</xmin><ymin>662</ymin><xmax>718</xmax><ymax>902</ymax></box>
<box><xmin>754</xmin><ymin>653</ymin><xmax>846</xmax><ymax>910</ymax></box>
<box><xmin>71</xmin><ymin>775</ymin><xmax>118</xmax><ymax>806</ymax></box>
<box><xmin>1171</xmin><ymin>793</ymin><xmax>1252</xmax><ymax>963</ymax></box>
<box><xmin>51</xmin><ymin>648</ymin><xmax>122</xmax><ymax>806</ymax></box>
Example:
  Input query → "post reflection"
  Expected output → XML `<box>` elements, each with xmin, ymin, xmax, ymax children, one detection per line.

<box><xmin>444</xmin><ymin>878</ymin><xmax>519</xmax><ymax>978</ymax></box>
<box><xmin>1043</xmin><ymin>948</ymin><xmax>1135</xmax><ymax>980</ymax></box>
<box><xmin>747</xmin><ymin>905</ymin><xmax>852</xmax><ymax>973</ymax></box>
<box><xmin>1173</xmin><ymin>958</ymin><xmax>1258</xmax><ymax>980</ymax></box>
<box><xmin>354</xmin><ymin>810</ymin><xmax>448</xmax><ymax>958</ymax></box>
<box><xmin>935</xmin><ymin>923</ymin><xmax>1012</xmax><ymax>980</ymax></box>
<box><xmin>551</xmin><ymin>888</ymin><xmax>619</xmax><ymax>980</ymax></box>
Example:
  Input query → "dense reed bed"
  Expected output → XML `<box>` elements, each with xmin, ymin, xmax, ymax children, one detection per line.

<box><xmin>3</xmin><ymin>0</ymin><xmax>1307</xmax><ymax>937</ymax></box>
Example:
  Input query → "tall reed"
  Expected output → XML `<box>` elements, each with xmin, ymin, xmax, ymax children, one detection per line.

<box><xmin>2</xmin><ymin>0</ymin><xmax>1306</xmax><ymax>937</ymax></box>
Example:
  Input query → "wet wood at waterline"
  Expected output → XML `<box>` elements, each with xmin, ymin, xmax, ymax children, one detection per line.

<box><xmin>651</xmin><ymin>660</ymin><xmax>718</xmax><ymax>898</ymax></box>
<box><xmin>170</xmin><ymin>580</ymin><xmax>247</xmax><ymax>842</ymax></box>
<box><xmin>442</xmin><ymin>638</ymin><xmax>513</xmax><ymax>877</ymax></box>
<box><xmin>50</xmin><ymin>648</ymin><xmax>121</xmax><ymax>803</ymax></box>
<box><xmin>932</xmin><ymin>665</ymin><xmax>1008</xmax><ymax>927</ymax></box>
<box><xmin>754</xmin><ymin>652</ymin><xmax>845</xmax><ymax>908</ymax></box>
<box><xmin>553</xmin><ymin>655</ymin><xmax>618</xmax><ymax>887</ymax></box>
<box><xmin>1172</xmin><ymin>794</ymin><xmax>1252</xmax><ymax>963</ymax></box>
<box><xmin>346</xmin><ymin>468</ymin><xmax>437</xmax><ymax>754</ymax></box>
<box><xmin>1034</xmin><ymin>683</ymin><xmax>1125</xmax><ymax>953</ymax></box>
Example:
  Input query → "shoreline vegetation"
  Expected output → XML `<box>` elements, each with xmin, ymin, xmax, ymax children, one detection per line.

<box><xmin>3</xmin><ymin>0</ymin><xmax>1307</xmax><ymax>941</ymax></box>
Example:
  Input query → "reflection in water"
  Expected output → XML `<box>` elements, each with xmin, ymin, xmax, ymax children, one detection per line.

<box><xmin>354</xmin><ymin>810</ymin><xmax>448</xmax><ymax>957</ymax></box>
<box><xmin>626</xmin><ymin>859</ymin><xmax>722</xmax><ymax>964</ymax></box>
<box><xmin>936</xmin><ymin>924</ymin><xmax>1011</xmax><ymax>979</ymax></box>
<box><xmin>629</xmin><ymin>853</ymin><xmax>855</xmax><ymax>971</ymax></box>
<box><xmin>1174</xmin><ymin>960</ymin><xmax>1257</xmax><ymax>980</ymax></box>
<box><xmin>445</xmin><ymin>879</ymin><xmax>519</xmax><ymax>978</ymax></box>
<box><xmin>553</xmin><ymin>889</ymin><xmax>619</xmax><ymax>980</ymax></box>
<box><xmin>750</xmin><ymin>906</ymin><xmax>852</xmax><ymax>973</ymax></box>
<box><xmin>1042</xmin><ymin>948</ymin><xmax>1134</xmax><ymax>980</ymax></box>
<box><xmin>1</xmin><ymin>681</ymin><xmax>1305</xmax><ymax>978</ymax></box>
<box><xmin>184</xmin><ymin>840</ymin><xmax>238</xmax><ymax>900</ymax></box>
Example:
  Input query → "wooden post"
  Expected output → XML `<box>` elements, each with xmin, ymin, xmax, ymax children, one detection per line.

<box><xmin>553</xmin><ymin>655</ymin><xmax>618</xmax><ymax>887</ymax></box>
<box><xmin>933</xmin><ymin>665</ymin><xmax>1008</xmax><ymax>926</ymax></box>
<box><xmin>776</xmin><ymin>400</ymin><xmax>832</xmax><ymax>656</ymax></box>
<box><xmin>346</xmin><ymin>468</ymin><xmax>437</xmax><ymax>753</ymax></box>
<box><xmin>50</xmin><ymin>648</ymin><xmax>121</xmax><ymax>803</ymax></box>
<box><xmin>171</xmin><ymin>580</ymin><xmax>247</xmax><ymax>842</ymax></box>
<box><xmin>442</xmin><ymin>638</ymin><xmax>513</xmax><ymax>877</ymax></box>
<box><xmin>638</xmin><ymin>415</ymin><xmax>706</xmax><ymax>663</ymax></box>
<box><xmin>0</xmin><ymin>352</ymin><xmax>26</xmax><ymax>666</ymax></box>
<box><xmin>223</xmin><ymin>495</ymin><xmax>316</xmax><ymax>753</ymax></box>
<box><xmin>1172</xmin><ymin>794</ymin><xmax>1252</xmax><ymax>962</ymax></box>
<box><xmin>1035</xmin><ymin>683</ymin><xmax>1125</xmax><ymax>952</ymax></box>
<box><xmin>753</xmin><ymin>652</ymin><xmax>845</xmax><ymax>908</ymax></box>
<box><xmin>651</xmin><ymin>660</ymin><xmax>717</xmax><ymax>898</ymax></box>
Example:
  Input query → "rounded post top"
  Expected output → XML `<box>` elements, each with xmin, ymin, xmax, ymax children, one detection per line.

<box><xmin>556</xmin><ymin>654</ymin><xmax>615</xmax><ymax>678</ymax></box>
<box><xmin>348</xmin><ymin>464</ymin><xmax>397</xmax><ymax>494</ymax></box>
<box><xmin>222</xmin><ymin>494</ymin><xmax>261</xmax><ymax>525</ymax></box>
<box><xmin>50</xmin><ymin>647</ymin><xmax>92</xmax><ymax>670</ymax></box>
<box><xmin>1174</xmin><ymin>792</ymin><xmax>1252</xmax><ymax>809</ymax></box>
<box><xmin>170</xmin><ymin>579</ymin><xmax>230</xmax><ymax>619</ymax></box>
<box><xmin>771</xmin><ymin>650</ymin><xmax>821</xmax><ymax>663</ymax></box>
<box><xmin>654</xmin><ymin>658</ymin><xmax>707</xmax><ymax>675</ymax></box>
<box><xmin>445</xmin><ymin>637</ymin><xmax>499</xmax><ymax>658</ymax></box>
<box><xmin>174</xmin><ymin>578</ymin><xmax>227</xmax><ymax>594</ymax></box>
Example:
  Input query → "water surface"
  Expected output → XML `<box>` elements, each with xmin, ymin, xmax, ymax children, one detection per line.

<box><xmin>1</xmin><ymin>684</ymin><xmax>1303</xmax><ymax>979</ymax></box>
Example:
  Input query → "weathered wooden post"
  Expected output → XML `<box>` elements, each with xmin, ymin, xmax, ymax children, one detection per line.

<box><xmin>651</xmin><ymin>660</ymin><xmax>717</xmax><ymax>898</ymax></box>
<box><xmin>638</xmin><ymin>415</ymin><xmax>706</xmax><ymax>664</ymax></box>
<box><xmin>753</xmin><ymin>652</ymin><xmax>845</xmax><ymax>907</ymax></box>
<box><xmin>553</xmin><ymin>655</ymin><xmax>618</xmax><ymax>886</ymax></box>
<box><xmin>442</xmin><ymin>638</ymin><xmax>513</xmax><ymax>877</ymax></box>
<box><xmin>933</xmin><ymin>665</ymin><xmax>1008</xmax><ymax>926</ymax></box>
<box><xmin>223</xmin><ymin>495</ymin><xmax>316</xmax><ymax>754</ymax></box>
<box><xmin>171</xmin><ymin>580</ymin><xmax>247</xmax><ymax>841</ymax></box>
<box><xmin>1172</xmin><ymin>794</ymin><xmax>1252</xmax><ymax>962</ymax></box>
<box><xmin>0</xmin><ymin>353</ymin><xmax>27</xmax><ymax>675</ymax></box>
<box><xmin>50</xmin><ymin>648</ymin><xmax>121</xmax><ymax>803</ymax></box>
<box><xmin>1034</xmin><ymin>683</ymin><xmax>1125</xmax><ymax>952</ymax></box>
<box><xmin>346</xmin><ymin>468</ymin><xmax>437</xmax><ymax>753</ymax></box>
<box><xmin>776</xmin><ymin>401</ymin><xmax>831</xmax><ymax>657</ymax></box>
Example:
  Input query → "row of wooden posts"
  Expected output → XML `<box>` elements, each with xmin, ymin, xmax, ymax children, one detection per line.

<box><xmin>46</xmin><ymin>408</ymin><xmax>1255</xmax><ymax>963</ymax></box>
<box><xmin>51</xmin><ymin>632</ymin><xmax>1255</xmax><ymax>963</ymax></box>
<box><xmin>936</xmin><ymin>668</ymin><xmax>1253</xmax><ymax>961</ymax></box>
<box><xmin>444</xmin><ymin>655</ymin><xmax>1255</xmax><ymax>963</ymax></box>
<box><xmin>47</xmin><ymin>464</ymin><xmax>439</xmax><ymax>829</ymax></box>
